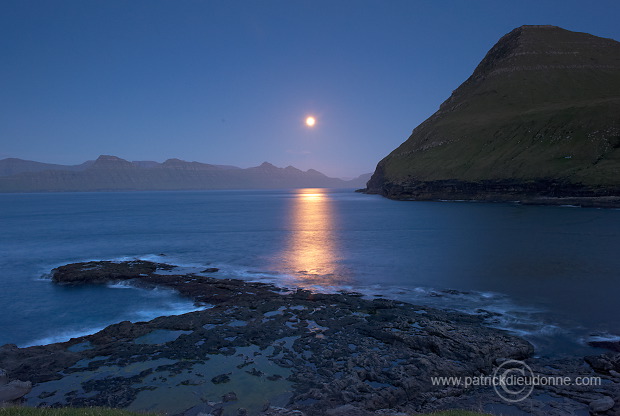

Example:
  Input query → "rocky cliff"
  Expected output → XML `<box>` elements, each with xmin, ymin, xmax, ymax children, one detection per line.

<box><xmin>366</xmin><ymin>25</ymin><xmax>620</xmax><ymax>206</ymax></box>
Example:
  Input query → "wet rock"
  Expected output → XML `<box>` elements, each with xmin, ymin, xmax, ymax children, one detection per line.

<box><xmin>51</xmin><ymin>260</ymin><xmax>175</xmax><ymax>285</ymax></box>
<box><xmin>0</xmin><ymin>368</ymin><xmax>33</xmax><ymax>404</ymax></box>
<box><xmin>211</xmin><ymin>373</ymin><xmax>231</xmax><ymax>384</ymax></box>
<box><xmin>237</xmin><ymin>361</ymin><xmax>253</xmax><ymax>369</ymax></box>
<box><xmin>588</xmin><ymin>340</ymin><xmax>620</xmax><ymax>352</ymax></box>
<box><xmin>2</xmin><ymin>260</ymin><xmax>615</xmax><ymax>416</ymax></box>
<box><xmin>222</xmin><ymin>391</ymin><xmax>238</xmax><ymax>402</ymax></box>
<box><xmin>246</xmin><ymin>368</ymin><xmax>264</xmax><ymax>377</ymax></box>
<box><xmin>590</xmin><ymin>396</ymin><xmax>615</xmax><ymax>413</ymax></box>
<box><xmin>0</xmin><ymin>380</ymin><xmax>32</xmax><ymax>402</ymax></box>
<box><xmin>202</xmin><ymin>268</ymin><xmax>220</xmax><ymax>273</ymax></box>
<box><xmin>585</xmin><ymin>353</ymin><xmax>620</xmax><ymax>374</ymax></box>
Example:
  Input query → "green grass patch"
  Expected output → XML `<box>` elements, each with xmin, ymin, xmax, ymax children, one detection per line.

<box><xmin>0</xmin><ymin>407</ymin><xmax>158</xmax><ymax>416</ymax></box>
<box><xmin>0</xmin><ymin>408</ymin><xmax>491</xmax><ymax>416</ymax></box>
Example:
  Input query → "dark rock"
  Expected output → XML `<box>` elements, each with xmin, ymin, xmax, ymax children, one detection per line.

<box><xmin>0</xmin><ymin>260</ymin><xmax>614</xmax><ymax>416</ymax></box>
<box><xmin>0</xmin><ymin>368</ymin><xmax>32</xmax><ymax>403</ymax></box>
<box><xmin>590</xmin><ymin>396</ymin><xmax>615</xmax><ymax>413</ymax></box>
<box><xmin>237</xmin><ymin>360</ymin><xmax>253</xmax><ymax>369</ymax></box>
<box><xmin>585</xmin><ymin>353</ymin><xmax>620</xmax><ymax>374</ymax></box>
<box><xmin>211</xmin><ymin>373</ymin><xmax>231</xmax><ymax>384</ymax></box>
<box><xmin>246</xmin><ymin>368</ymin><xmax>264</xmax><ymax>377</ymax></box>
<box><xmin>222</xmin><ymin>391</ymin><xmax>238</xmax><ymax>402</ymax></box>
<box><xmin>51</xmin><ymin>260</ymin><xmax>175</xmax><ymax>285</ymax></box>
<box><xmin>589</xmin><ymin>340</ymin><xmax>620</xmax><ymax>352</ymax></box>
<box><xmin>202</xmin><ymin>268</ymin><xmax>220</xmax><ymax>273</ymax></box>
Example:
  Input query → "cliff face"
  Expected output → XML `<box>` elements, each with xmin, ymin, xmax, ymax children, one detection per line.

<box><xmin>367</xmin><ymin>25</ymin><xmax>620</xmax><ymax>203</ymax></box>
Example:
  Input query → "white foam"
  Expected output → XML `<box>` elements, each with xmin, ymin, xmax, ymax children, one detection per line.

<box><xmin>20</xmin><ymin>299</ymin><xmax>205</xmax><ymax>348</ymax></box>
<box><xmin>217</xmin><ymin>268</ymin><xmax>557</xmax><ymax>345</ymax></box>
<box><xmin>107</xmin><ymin>282</ymin><xmax>135</xmax><ymax>289</ymax></box>
<box><xmin>586</xmin><ymin>333</ymin><xmax>620</xmax><ymax>343</ymax></box>
<box><xmin>22</xmin><ymin>326</ymin><xmax>108</xmax><ymax>348</ymax></box>
<box><xmin>128</xmin><ymin>301</ymin><xmax>205</xmax><ymax>322</ymax></box>
<box><xmin>41</xmin><ymin>255</ymin><xmax>562</xmax><ymax>354</ymax></box>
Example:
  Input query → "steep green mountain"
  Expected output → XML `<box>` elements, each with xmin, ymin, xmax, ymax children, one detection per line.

<box><xmin>366</xmin><ymin>25</ymin><xmax>620</xmax><ymax>205</ymax></box>
<box><xmin>0</xmin><ymin>155</ymin><xmax>368</xmax><ymax>192</ymax></box>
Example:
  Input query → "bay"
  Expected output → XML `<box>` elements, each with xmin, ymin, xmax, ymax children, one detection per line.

<box><xmin>1</xmin><ymin>189</ymin><xmax>618</xmax><ymax>355</ymax></box>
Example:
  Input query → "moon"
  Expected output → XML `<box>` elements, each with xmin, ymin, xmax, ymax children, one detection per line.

<box><xmin>305</xmin><ymin>116</ymin><xmax>316</xmax><ymax>127</ymax></box>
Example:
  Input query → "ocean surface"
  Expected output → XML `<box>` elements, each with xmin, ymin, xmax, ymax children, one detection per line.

<box><xmin>1</xmin><ymin>188</ymin><xmax>619</xmax><ymax>356</ymax></box>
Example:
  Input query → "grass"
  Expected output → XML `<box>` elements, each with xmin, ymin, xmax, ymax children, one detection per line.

<box><xmin>0</xmin><ymin>408</ymin><xmax>157</xmax><ymax>416</ymax></box>
<box><xmin>375</xmin><ymin>31</ymin><xmax>620</xmax><ymax>189</ymax></box>
<box><xmin>0</xmin><ymin>407</ymin><xmax>491</xmax><ymax>416</ymax></box>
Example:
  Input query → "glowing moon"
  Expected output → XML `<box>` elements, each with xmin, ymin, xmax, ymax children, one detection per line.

<box><xmin>305</xmin><ymin>116</ymin><xmax>316</xmax><ymax>127</ymax></box>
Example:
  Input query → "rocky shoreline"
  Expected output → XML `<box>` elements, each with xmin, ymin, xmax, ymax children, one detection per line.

<box><xmin>360</xmin><ymin>179</ymin><xmax>620</xmax><ymax>209</ymax></box>
<box><xmin>1</xmin><ymin>261</ymin><xmax>619</xmax><ymax>415</ymax></box>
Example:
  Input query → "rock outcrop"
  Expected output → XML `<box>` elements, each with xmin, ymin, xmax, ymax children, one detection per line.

<box><xmin>365</xmin><ymin>25</ymin><xmax>620</xmax><ymax>206</ymax></box>
<box><xmin>0</xmin><ymin>368</ymin><xmax>32</xmax><ymax>403</ymax></box>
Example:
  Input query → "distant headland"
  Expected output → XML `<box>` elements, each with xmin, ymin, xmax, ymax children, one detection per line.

<box><xmin>0</xmin><ymin>155</ymin><xmax>371</xmax><ymax>192</ymax></box>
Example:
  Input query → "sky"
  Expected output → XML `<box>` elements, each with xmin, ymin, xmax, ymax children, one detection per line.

<box><xmin>1</xmin><ymin>1</ymin><xmax>620</xmax><ymax>178</ymax></box>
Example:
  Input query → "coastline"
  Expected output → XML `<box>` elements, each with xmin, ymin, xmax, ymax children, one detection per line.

<box><xmin>359</xmin><ymin>180</ymin><xmax>620</xmax><ymax>209</ymax></box>
<box><xmin>1</xmin><ymin>261</ymin><xmax>618</xmax><ymax>415</ymax></box>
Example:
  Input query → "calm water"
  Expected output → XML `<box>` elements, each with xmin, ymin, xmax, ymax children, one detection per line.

<box><xmin>1</xmin><ymin>189</ymin><xmax>619</xmax><ymax>355</ymax></box>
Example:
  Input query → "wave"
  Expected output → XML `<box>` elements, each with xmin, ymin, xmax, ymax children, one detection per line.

<box><xmin>126</xmin><ymin>300</ymin><xmax>205</xmax><ymax>322</ymax></box>
<box><xmin>107</xmin><ymin>281</ymin><xmax>134</xmax><ymax>289</ymax></box>
<box><xmin>20</xmin><ymin>297</ymin><xmax>204</xmax><ymax>348</ymax></box>
<box><xmin>23</xmin><ymin>326</ymin><xmax>108</xmax><ymax>348</ymax></box>
<box><xmin>205</xmin><ymin>264</ymin><xmax>576</xmax><ymax>354</ymax></box>
<box><xmin>584</xmin><ymin>332</ymin><xmax>620</xmax><ymax>343</ymax></box>
<box><xmin>37</xmin><ymin>254</ymin><xmax>568</xmax><ymax>354</ymax></box>
<box><xmin>192</xmin><ymin>262</ymin><xmax>560</xmax><ymax>342</ymax></box>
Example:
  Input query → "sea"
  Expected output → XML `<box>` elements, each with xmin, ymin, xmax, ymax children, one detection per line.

<box><xmin>1</xmin><ymin>188</ymin><xmax>619</xmax><ymax>357</ymax></box>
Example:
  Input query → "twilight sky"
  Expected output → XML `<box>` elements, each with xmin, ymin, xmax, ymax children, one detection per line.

<box><xmin>2</xmin><ymin>1</ymin><xmax>620</xmax><ymax>178</ymax></box>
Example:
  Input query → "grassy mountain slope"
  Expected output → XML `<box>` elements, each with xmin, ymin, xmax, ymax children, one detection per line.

<box><xmin>367</xmin><ymin>25</ymin><xmax>620</xmax><ymax>203</ymax></box>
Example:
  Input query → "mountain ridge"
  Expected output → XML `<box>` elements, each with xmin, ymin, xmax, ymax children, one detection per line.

<box><xmin>0</xmin><ymin>155</ymin><xmax>371</xmax><ymax>192</ymax></box>
<box><xmin>365</xmin><ymin>25</ymin><xmax>620</xmax><ymax>206</ymax></box>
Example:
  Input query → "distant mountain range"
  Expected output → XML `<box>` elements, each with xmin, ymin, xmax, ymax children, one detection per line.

<box><xmin>365</xmin><ymin>25</ymin><xmax>620</xmax><ymax>206</ymax></box>
<box><xmin>0</xmin><ymin>155</ymin><xmax>372</xmax><ymax>192</ymax></box>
